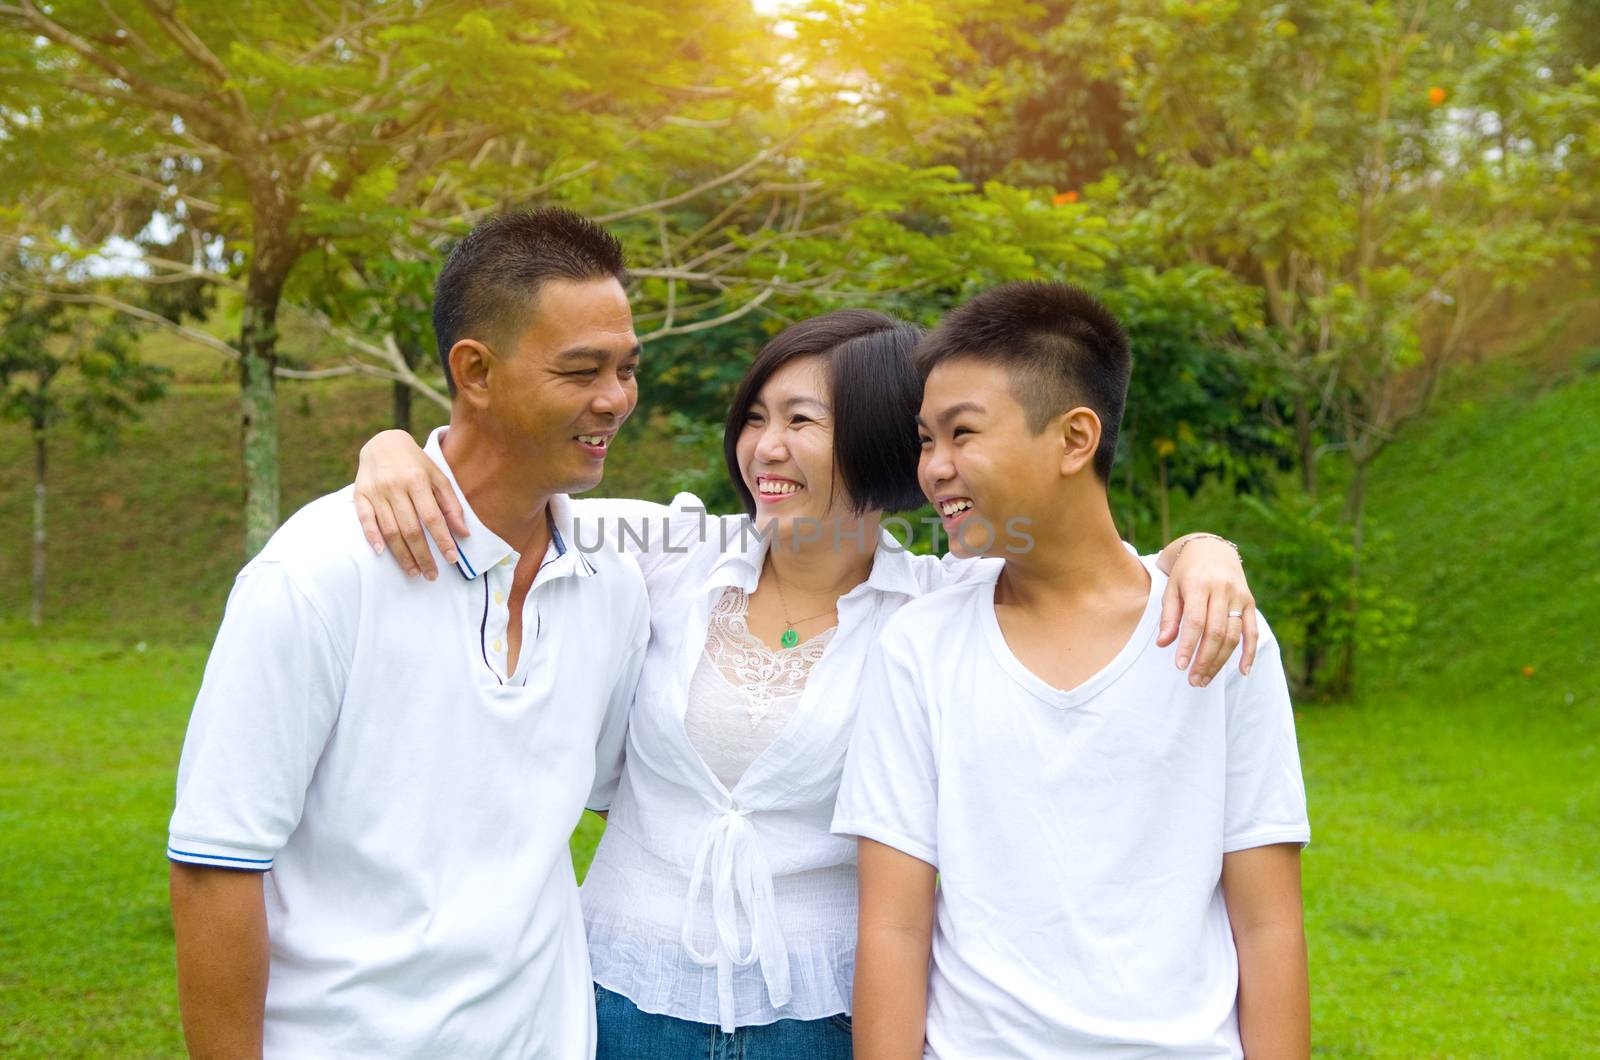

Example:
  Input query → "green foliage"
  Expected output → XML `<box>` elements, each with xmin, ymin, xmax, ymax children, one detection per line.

<box><xmin>940</xmin><ymin>2</ymin><xmax>1142</xmax><ymax>188</ymax></box>
<box><xmin>4</xmin><ymin>0</ymin><xmax>1595</xmax><ymax>688</ymax></box>
<box><xmin>1048</xmin><ymin>0</ymin><xmax>1597</xmax><ymax>476</ymax></box>
<box><xmin>650</xmin><ymin>411</ymin><xmax>741</xmax><ymax>514</ymax></box>
<box><xmin>1237</xmin><ymin>493</ymin><xmax>1415</xmax><ymax>698</ymax></box>
<box><xmin>0</xmin><ymin>269</ymin><xmax>167</xmax><ymax>446</ymax></box>
<box><xmin>1097</xmin><ymin>260</ymin><xmax>1295</xmax><ymax>543</ymax></box>
<box><xmin>995</xmin><ymin>0</ymin><xmax>1600</xmax><ymax>686</ymax></box>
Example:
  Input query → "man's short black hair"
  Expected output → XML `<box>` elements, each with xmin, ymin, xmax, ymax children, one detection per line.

<box><xmin>915</xmin><ymin>281</ymin><xmax>1130</xmax><ymax>481</ymax></box>
<box><xmin>431</xmin><ymin>208</ymin><xmax>627</xmax><ymax>395</ymax></box>
<box><xmin>724</xmin><ymin>309</ymin><xmax>927</xmax><ymax>517</ymax></box>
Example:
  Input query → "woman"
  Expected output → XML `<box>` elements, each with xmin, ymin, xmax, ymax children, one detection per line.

<box><xmin>353</xmin><ymin>310</ymin><xmax>1257</xmax><ymax>1057</ymax></box>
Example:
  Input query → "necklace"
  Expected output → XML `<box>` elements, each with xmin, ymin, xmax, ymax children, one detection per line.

<box><xmin>768</xmin><ymin>563</ymin><xmax>837</xmax><ymax>649</ymax></box>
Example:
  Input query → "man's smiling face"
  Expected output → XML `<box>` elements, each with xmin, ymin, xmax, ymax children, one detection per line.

<box><xmin>486</xmin><ymin>276</ymin><xmax>641</xmax><ymax>495</ymax></box>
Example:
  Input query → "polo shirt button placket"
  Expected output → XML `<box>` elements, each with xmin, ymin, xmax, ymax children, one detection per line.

<box><xmin>486</xmin><ymin>558</ymin><xmax>516</xmax><ymax>681</ymax></box>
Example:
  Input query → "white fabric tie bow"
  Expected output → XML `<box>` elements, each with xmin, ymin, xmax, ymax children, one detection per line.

<box><xmin>680</xmin><ymin>806</ymin><xmax>793</xmax><ymax>1032</ymax></box>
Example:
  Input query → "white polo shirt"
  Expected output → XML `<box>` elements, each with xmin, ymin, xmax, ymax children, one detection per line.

<box><xmin>167</xmin><ymin>427</ymin><xmax>650</xmax><ymax>1059</ymax></box>
<box><xmin>833</xmin><ymin>567</ymin><xmax>1309</xmax><ymax>1059</ymax></box>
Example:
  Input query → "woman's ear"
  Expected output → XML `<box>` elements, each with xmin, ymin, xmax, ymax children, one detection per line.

<box><xmin>1057</xmin><ymin>405</ymin><xmax>1103</xmax><ymax>478</ymax></box>
<box><xmin>448</xmin><ymin>340</ymin><xmax>493</xmax><ymax>410</ymax></box>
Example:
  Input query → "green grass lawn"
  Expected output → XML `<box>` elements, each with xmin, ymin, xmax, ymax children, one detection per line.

<box><xmin>1293</xmin><ymin>362</ymin><xmax>1600</xmax><ymax>1056</ymax></box>
<box><xmin>1298</xmin><ymin>693</ymin><xmax>1598</xmax><ymax>1056</ymax></box>
<box><xmin>2</xmin><ymin>361</ymin><xmax>1597</xmax><ymax>1056</ymax></box>
<box><xmin>4</xmin><ymin>630</ymin><xmax>1594</xmax><ymax>1057</ymax></box>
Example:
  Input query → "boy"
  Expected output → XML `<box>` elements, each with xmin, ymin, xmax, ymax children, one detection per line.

<box><xmin>832</xmin><ymin>282</ymin><xmax>1310</xmax><ymax>1058</ymax></box>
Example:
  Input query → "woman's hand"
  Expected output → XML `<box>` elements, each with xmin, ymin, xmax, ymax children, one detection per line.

<box><xmin>1154</xmin><ymin>533</ymin><xmax>1257</xmax><ymax>686</ymax></box>
<box><xmin>354</xmin><ymin>430</ymin><xmax>468</xmax><ymax>580</ymax></box>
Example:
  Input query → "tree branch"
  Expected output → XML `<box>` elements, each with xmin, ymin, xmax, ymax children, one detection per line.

<box><xmin>81</xmin><ymin>160</ymin><xmax>223</xmax><ymax>216</ymax></box>
<box><xmin>8</xmin><ymin>0</ymin><xmax>233</xmax><ymax>136</ymax></box>
<box><xmin>1</xmin><ymin>280</ymin><xmax>241</xmax><ymax>360</ymax></box>
<box><xmin>95</xmin><ymin>0</ymin><xmax>161</xmax><ymax>61</ymax></box>
<box><xmin>637</xmin><ymin>280</ymin><xmax>779</xmax><ymax>342</ymax></box>
<box><xmin>136</xmin><ymin>0</ymin><xmax>235</xmax><ymax>90</ymax></box>
<box><xmin>0</xmin><ymin>277</ymin><xmax>450</xmax><ymax>409</ymax></box>
<box><xmin>594</xmin><ymin>144</ymin><xmax>786</xmax><ymax>223</ymax></box>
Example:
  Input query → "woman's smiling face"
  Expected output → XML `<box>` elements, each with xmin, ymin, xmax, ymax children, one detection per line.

<box><xmin>735</xmin><ymin>356</ymin><xmax>846</xmax><ymax>539</ymax></box>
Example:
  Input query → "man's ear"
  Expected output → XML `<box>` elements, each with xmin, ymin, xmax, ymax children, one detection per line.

<box><xmin>1056</xmin><ymin>405</ymin><xmax>1102</xmax><ymax>478</ymax></box>
<box><xmin>448</xmin><ymin>340</ymin><xmax>494</xmax><ymax>410</ymax></box>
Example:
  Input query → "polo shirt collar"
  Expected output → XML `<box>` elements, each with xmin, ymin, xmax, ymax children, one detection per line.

<box><xmin>543</xmin><ymin>492</ymin><xmax>599</xmax><ymax>579</ymax></box>
<box><xmin>423</xmin><ymin>427</ymin><xmax>596</xmax><ymax>582</ymax></box>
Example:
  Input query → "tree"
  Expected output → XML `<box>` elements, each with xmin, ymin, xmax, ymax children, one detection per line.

<box><xmin>1095</xmin><ymin>260</ymin><xmax>1294</xmax><ymax>546</ymax></box>
<box><xmin>0</xmin><ymin>0</ymin><xmax>786</xmax><ymax>552</ymax></box>
<box><xmin>0</xmin><ymin>258</ymin><xmax>165</xmax><ymax>626</ymax></box>
<box><xmin>2</xmin><ymin>0</ymin><xmax>1115</xmax><ymax>553</ymax></box>
<box><xmin>1037</xmin><ymin>0</ymin><xmax>1599</xmax><ymax>692</ymax></box>
<box><xmin>0</xmin><ymin>1</ymin><xmax>467</xmax><ymax>550</ymax></box>
<box><xmin>937</xmin><ymin>4</ymin><xmax>1143</xmax><ymax>191</ymax></box>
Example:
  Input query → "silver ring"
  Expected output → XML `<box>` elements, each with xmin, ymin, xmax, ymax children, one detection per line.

<box><xmin>1227</xmin><ymin>610</ymin><xmax>1244</xmax><ymax>619</ymax></box>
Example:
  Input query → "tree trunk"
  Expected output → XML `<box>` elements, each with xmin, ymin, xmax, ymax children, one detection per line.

<box><xmin>239</xmin><ymin>288</ymin><xmax>281</xmax><ymax>557</ymax></box>
<box><xmin>392</xmin><ymin>335</ymin><xmax>426</xmax><ymax>434</ymax></box>
<box><xmin>1335</xmin><ymin>458</ymin><xmax>1372</xmax><ymax>699</ymax></box>
<box><xmin>1301</xmin><ymin>612</ymin><xmax>1325</xmax><ymax>696</ymax></box>
<box><xmin>392</xmin><ymin>380</ymin><xmax>413</xmax><ymax>434</ymax></box>
<box><xmin>1294</xmin><ymin>395</ymin><xmax>1317</xmax><ymax>497</ymax></box>
<box><xmin>237</xmin><ymin>185</ymin><xmax>302</xmax><ymax>556</ymax></box>
<box><xmin>30</xmin><ymin>419</ymin><xmax>46</xmax><ymax>628</ymax></box>
<box><xmin>1158</xmin><ymin>454</ymin><xmax>1171</xmax><ymax>546</ymax></box>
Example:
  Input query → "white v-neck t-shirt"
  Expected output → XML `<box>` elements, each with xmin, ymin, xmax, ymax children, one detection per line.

<box><xmin>832</xmin><ymin>566</ymin><xmax>1309</xmax><ymax>1059</ymax></box>
<box><xmin>167</xmin><ymin>429</ymin><xmax>650</xmax><ymax>1058</ymax></box>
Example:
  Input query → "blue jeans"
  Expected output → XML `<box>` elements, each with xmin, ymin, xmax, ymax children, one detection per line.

<box><xmin>594</xmin><ymin>983</ymin><xmax>852</xmax><ymax>1060</ymax></box>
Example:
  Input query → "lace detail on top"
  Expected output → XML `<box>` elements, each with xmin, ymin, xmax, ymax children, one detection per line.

<box><xmin>705</xmin><ymin>587</ymin><xmax>835</xmax><ymax>729</ymax></box>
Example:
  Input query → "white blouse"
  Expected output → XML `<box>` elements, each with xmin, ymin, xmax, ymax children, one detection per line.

<box><xmin>570</xmin><ymin>494</ymin><xmax>995</xmax><ymax>1031</ymax></box>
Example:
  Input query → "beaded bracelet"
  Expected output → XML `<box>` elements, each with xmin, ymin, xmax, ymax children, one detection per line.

<box><xmin>1174</xmin><ymin>532</ymin><xmax>1242</xmax><ymax>564</ymax></box>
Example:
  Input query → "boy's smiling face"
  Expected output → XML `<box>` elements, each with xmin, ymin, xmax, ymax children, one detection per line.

<box><xmin>917</xmin><ymin>358</ymin><xmax>1063</xmax><ymax>558</ymax></box>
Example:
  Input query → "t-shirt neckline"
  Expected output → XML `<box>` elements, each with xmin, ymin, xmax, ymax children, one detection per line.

<box><xmin>979</xmin><ymin>566</ymin><xmax>1165</xmax><ymax>709</ymax></box>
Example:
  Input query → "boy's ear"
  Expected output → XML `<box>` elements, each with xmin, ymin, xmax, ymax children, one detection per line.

<box><xmin>1056</xmin><ymin>405</ymin><xmax>1102</xmax><ymax>478</ymax></box>
<box><xmin>448</xmin><ymin>339</ymin><xmax>494</xmax><ymax>410</ymax></box>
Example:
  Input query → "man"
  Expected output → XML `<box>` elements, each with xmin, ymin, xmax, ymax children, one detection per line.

<box><xmin>167</xmin><ymin>209</ymin><xmax>650</xmax><ymax>1058</ymax></box>
<box><xmin>834</xmin><ymin>282</ymin><xmax>1310</xmax><ymax>1058</ymax></box>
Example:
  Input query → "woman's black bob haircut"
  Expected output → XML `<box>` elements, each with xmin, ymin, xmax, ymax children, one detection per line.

<box><xmin>723</xmin><ymin>309</ymin><xmax>928</xmax><ymax>517</ymax></box>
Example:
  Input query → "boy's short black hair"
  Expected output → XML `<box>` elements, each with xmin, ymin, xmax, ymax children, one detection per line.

<box><xmin>431</xmin><ymin>208</ymin><xmax>627</xmax><ymax>395</ymax></box>
<box><xmin>915</xmin><ymin>281</ymin><xmax>1130</xmax><ymax>481</ymax></box>
<box><xmin>724</xmin><ymin>310</ymin><xmax>927</xmax><ymax>517</ymax></box>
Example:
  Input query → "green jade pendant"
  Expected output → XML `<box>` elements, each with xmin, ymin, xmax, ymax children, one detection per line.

<box><xmin>780</xmin><ymin>628</ymin><xmax>799</xmax><ymax>649</ymax></box>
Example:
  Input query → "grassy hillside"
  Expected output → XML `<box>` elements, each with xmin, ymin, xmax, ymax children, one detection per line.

<box><xmin>1169</xmin><ymin>358</ymin><xmax>1600</xmax><ymax>1054</ymax></box>
<box><xmin>1357</xmin><ymin>360</ymin><xmax>1600</xmax><ymax>711</ymax></box>
<box><xmin>0</xmin><ymin>374</ymin><xmax>719</xmax><ymax>642</ymax></box>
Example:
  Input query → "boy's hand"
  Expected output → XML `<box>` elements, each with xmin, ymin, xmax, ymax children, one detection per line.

<box><xmin>1156</xmin><ymin>533</ymin><xmax>1258</xmax><ymax>686</ymax></box>
<box><xmin>353</xmin><ymin>429</ymin><xmax>468</xmax><ymax>580</ymax></box>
